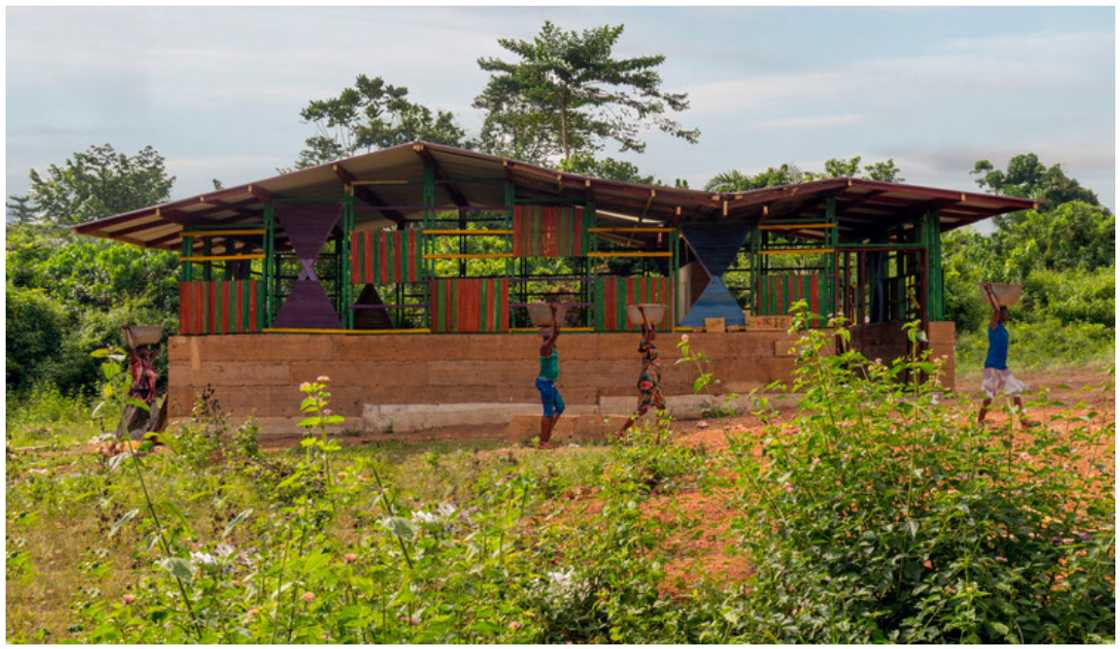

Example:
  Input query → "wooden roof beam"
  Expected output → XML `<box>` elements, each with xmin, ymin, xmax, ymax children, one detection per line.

<box><xmin>413</xmin><ymin>143</ymin><xmax>469</xmax><ymax>208</ymax></box>
<box><xmin>332</xmin><ymin>163</ymin><xmax>406</xmax><ymax>225</ymax></box>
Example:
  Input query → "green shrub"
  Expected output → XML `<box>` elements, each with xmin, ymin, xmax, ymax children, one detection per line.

<box><xmin>956</xmin><ymin>318</ymin><xmax>1114</xmax><ymax>374</ymax></box>
<box><xmin>730</xmin><ymin>306</ymin><xmax>1114</xmax><ymax>643</ymax></box>
<box><xmin>1021</xmin><ymin>268</ymin><xmax>1114</xmax><ymax>327</ymax></box>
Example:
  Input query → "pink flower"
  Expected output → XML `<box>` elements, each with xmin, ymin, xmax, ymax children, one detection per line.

<box><xmin>299</xmin><ymin>382</ymin><xmax>311</xmax><ymax>391</ymax></box>
<box><xmin>508</xmin><ymin>621</ymin><xmax>522</xmax><ymax>631</ymax></box>
<box><xmin>121</xmin><ymin>593</ymin><xmax>136</xmax><ymax>605</ymax></box>
<box><xmin>344</xmin><ymin>553</ymin><xmax>357</xmax><ymax>564</ymax></box>
<box><xmin>302</xmin><ymin>591</ymin><xmax>315</xmax><ymax>603</ymax></box>
<box><xmin>784</xmin><ymin>483</ymin><xmax>794</xmax><ymax>493</ymax></box>
<box><xmin>995</xmin><ymin>556</ymin><xmax>1007</xmax><ymax>563</ymax></box>
<box><xmin>316</xmin><ymin>375</ymin><xmax>330</xmax><ymax>383</ymax></box>
<box><xmin>680</xmin><ymin>334</ymin><xmax>690</xmax><ymax>343</ymax></box>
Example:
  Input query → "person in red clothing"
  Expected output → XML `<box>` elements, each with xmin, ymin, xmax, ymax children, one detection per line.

<box><xmin>618</xmin><ymin>306</ymin><xmax>666</xmax><ymax>437</ymax></box>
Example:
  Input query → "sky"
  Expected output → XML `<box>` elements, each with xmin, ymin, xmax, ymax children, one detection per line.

<box><xmin>6</xmin><ymin>6</ymin><xmax>1116</xmax><ymax>228</ymax></box>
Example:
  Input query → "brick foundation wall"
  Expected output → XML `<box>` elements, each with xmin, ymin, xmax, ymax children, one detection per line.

<box><xmin>852</xmin><ymin>321</ymin><xmax>956</xmax><ymax>389</ymax></box>
<box><xmin>166</xmin><ymin>322</ymin><xmax>955</xmax><ymax>433</ymax></box>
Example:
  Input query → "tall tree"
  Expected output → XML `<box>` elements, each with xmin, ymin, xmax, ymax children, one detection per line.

<box><xmin>863</xmin><ymin>159</ymin><xmax>904</xmax><ymax>182</ymax></box>
<box><xmin>559</xmin><ymin>153</ymin><xmax>658</xmax><ymax>184</ymax></box>
<box><xmin>5</xmin><ymin>194</ymin><xmax>38</xmax><ymax>224</ymax></box>
<box><xmin>971</xmin><ymin>153</ymin><xmax>1102</xmax><ymax>212</ymax></box>
<box><xmin>704</xmin><ymin>157</ymin><xmax>903</xmax><ymax>192</ymax></box>
<box><xmin>17</xmin><ymin>144</ymin><xmax>174</xmax><ymax>226</ymax></box>
<box><xmin>474</xmin><ymin>21</ymin><xmax>699</xmax><ymax>164</ymax></box>
<box><xmin>296</xmin><ymin>75</ymin><xmax>471</xmax><ymax>169</ymax></box>
<box><xmin>704</xmin><ymin>165</ymin><xmax>808</xmax><ymax>192</ymax></box>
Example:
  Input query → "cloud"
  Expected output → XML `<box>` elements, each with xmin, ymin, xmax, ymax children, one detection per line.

<box><xmin>686</xmin><ymin>30</ymin><xmax>1112</xmax><ymax>114</ymax></box>
<box><xmin>755</xmin><ymin>114</ymin><xmax>864</xmax><ymax>129</ymax></box>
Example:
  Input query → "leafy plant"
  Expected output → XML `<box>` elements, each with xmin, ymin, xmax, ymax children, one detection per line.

<box><xmin>729</xmin><ymin>303</ymin><xmax>1115</xmax><ymax>643</ymax></box>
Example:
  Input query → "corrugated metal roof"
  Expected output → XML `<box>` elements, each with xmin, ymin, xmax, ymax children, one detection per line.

<box><xmin>72</xmin><ymin>140</ymin><xmax>1039</xmax><ymax>252</ymax></box>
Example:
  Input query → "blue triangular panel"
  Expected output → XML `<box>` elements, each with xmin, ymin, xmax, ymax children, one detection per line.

<box><xmin>680</xmin><ymin>277</ymin><xmax>745</xmax><ymax>327</ymax></box>
<box><xmin>681</xmin><ymin>223</ymin><xmax>749</xmax><ymax>277</ymax></box>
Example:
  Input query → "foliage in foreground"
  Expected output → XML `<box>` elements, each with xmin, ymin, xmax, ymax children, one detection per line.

<box><xmin>728</xmin><ymin>305</ymin><xmax>1115</xmax><ymax>643</ymax></box>
<box><xmin>6</xmin><ymin>315</ymin><xmax>1113</xmax><ymax>643</ymax></box>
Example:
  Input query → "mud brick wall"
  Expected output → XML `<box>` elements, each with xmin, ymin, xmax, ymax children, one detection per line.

<box><xmin>166</xmin><ymin>323</ymin><xmax>955</xmax><ymax>424</ymax></box>
<box><xmin>852</xmin><ymin>321</ymin><xmax>956</xmax><ymax>389</ymax></box>
<box><xmin>167</xmin><ymin>330</ymin><xmax>802</xmax><ymax>421</ymax></box>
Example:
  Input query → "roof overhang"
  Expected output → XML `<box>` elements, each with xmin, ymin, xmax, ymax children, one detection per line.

<box><xmin>72</xmin><ymin>140</ymin><xmax>1039</xmax><ymax>253</ymax></box>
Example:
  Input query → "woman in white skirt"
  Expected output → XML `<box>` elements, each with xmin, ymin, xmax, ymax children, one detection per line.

<box><xmin>978</xmin><ymin>283</ymin><xmax>1034</xmax><ymax>426</ymax></box>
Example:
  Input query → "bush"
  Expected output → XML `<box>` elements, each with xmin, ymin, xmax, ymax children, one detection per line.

<box><xmin>956</xmin><ymin>318</ymin><xmax>1114</xmax><ymax>373</ymax></box>
<box><xmin>5</xmin><ymin>283</ymin><xmax>86</xmax><ymax>392</ymax></box>
<box><xmin>730</xmin><ymin>306</ymin><xmax>1114</xmax><ymax>642</ymax></box>
<box><xmin>1021</xmin><ymin>268</ymin><xmax>1114</xmax><ymax>327</ymax></box>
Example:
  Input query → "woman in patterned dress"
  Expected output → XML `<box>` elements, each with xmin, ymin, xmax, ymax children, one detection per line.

<box><xmin>618</xmin><ymin>306</ymin><xmax>666</xmax><ymax>437</ymax></box>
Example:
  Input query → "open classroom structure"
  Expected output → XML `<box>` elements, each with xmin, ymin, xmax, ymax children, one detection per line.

<box><xmin>75</xmin><ymin>142</ymin><xmax>1037</xmax><ymax>434</ymax></box>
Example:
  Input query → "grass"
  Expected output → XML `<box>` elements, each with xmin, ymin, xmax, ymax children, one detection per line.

<box><xmin>5</xmin><ymin>431</ymin><xmax>619</xmax><ymax>642</ymax></box>
<box><xmin>955</xmin><ymin>319</ymin><xmax>1115</xmax><ymax>376</ymax></box>
<box><xmin>6</xmin><ymin>383</ymin><xmax>106</xmax><ymax>449</ymax></box>
<box><xmin>5</xmin><ymin>329</ymin><xmax>1114</xmax><ymax>643</ymax></box>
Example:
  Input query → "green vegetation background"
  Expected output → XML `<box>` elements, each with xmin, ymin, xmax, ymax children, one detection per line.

<box><xmin>5</xmin><ymin>20</ymin><xmax>1115</xmax><ymax>426</ymax></box>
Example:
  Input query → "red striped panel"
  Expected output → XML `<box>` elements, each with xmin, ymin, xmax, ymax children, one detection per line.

<box><xmin>379</xmin><ymin>230</ymin><xmax>390</xmax><ymax>284</ymax></box>
<box><xmin>605</xmin><ymin>278</ymin><xmax>617</xmax><ymax>331</ymax></box>
<box><xmin>500</xmin><ymin>279</ymin><xmax>510</xmax><ymax>330</ymax></box>
<box><xmin>221</xmin><ymin>281</ymin><xmax>230</xmax><ymax>334</ymax></box>
<box><xmin>248</xmin><ymin>280</ymin><xmax>257</xmax><ymax>332</ymax></box>
<box><xmin>178</xmin><ymin>283</ymin><xmax>190</xmax><ymax>334</ymax></box>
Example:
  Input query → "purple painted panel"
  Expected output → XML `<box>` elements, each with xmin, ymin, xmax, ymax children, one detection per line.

<box><xmin>273</xmin><ymin>203</ymin><xmax>343</xmax><ymax>329</ymax></box>
<box><xmin>273</xmin><ymin>280</ymin><xmax>343</xmax><ymax>329</ymax></box>
<box><xmin>277</xmin><ymin>204</ymin><xmax>340</xmax><ymax>259</ymax></box>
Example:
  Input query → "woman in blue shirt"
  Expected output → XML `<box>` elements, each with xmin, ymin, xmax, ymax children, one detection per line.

<box><xmin>978</xmin><ymin>283</ymin><xmax>1033</xmax><ymax>426</ymax></box>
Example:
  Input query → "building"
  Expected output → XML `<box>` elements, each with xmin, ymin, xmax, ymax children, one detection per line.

<box><xmin>74</xmin><ymin>141</ymin><xmax>1037</xmax><ymax>434</ymax></box>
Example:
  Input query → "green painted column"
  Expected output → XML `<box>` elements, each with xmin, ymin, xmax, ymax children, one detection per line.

<box><xmin>924</xmin><ymin>209</ymin><xmax>944</xmax><ymax>321</ymax></box>
<box><xmin>180</xmin><ymin>236</ymin><xmax>194</xmax><ymax>281</ymax></box>
<box><xmin>825</xmin><ymin>196</ymin><xmax>838</xmax><ymax>319</ymax></box>
<box><xmin>670</xmin><ymin>226</ymin><xmax>680</xmax><ymax>327</ymax></box>
<box><xmin>263</xmin><ymin>203</ymin><xmax>275</xmax><ymax>327</ymax></box>
<box><xmin>504</xmin><ymin>181</ymin><xmax>516</xmax><ymax>278</ymax></box>
<box><xmin>342</xmin><ymin>193</ymin><xmax>354</xmax><ymax>329</ymax></box>
<box><xmin>421</xmin><ymin>161</ymin><xmax>436</xmax><ymax>328</ymax></box>
<box><xmin>202</xmin><ymin>239</ymin><xmax>212</xmax><ymax>281</ymax></box>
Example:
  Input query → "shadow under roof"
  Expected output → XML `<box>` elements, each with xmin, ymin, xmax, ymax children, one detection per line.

<box><xmin>73</xmin><ymin>141</ymin><xmax>1039</xmax><ymax>252</ymax></box>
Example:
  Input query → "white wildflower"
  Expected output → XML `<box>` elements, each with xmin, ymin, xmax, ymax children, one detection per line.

<box><xmin>412</xmin><ymin>510</ymin><xmax>439</xmax><ymax>525</ymax></box>
<box><xmin>437</xmin><ymin>502</ymin><xmax>457</xmax><ymax>518</ymax></box>
<box><xmin>544</xmin><ymin>567</ymin><xmax>587</xmax><ymax>602</ymax></box>
<box><xmin>190</xmin><ymin>551</ymin><xmax>216</xmax><ymax>567</ymax></box>
<box><xmin>214</xmin><ymin>544</ymin><xmax>235</xmax><ymax>559</ymax></box>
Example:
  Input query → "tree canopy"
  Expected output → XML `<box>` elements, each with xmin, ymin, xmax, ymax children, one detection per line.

<box><xmin>971</xmin><ymin>153</ymin><xmax>1102</xmax><ymax>212</ymax></box>
<box><xmin>704</xmin><ymin>156</ymin><xmax>904</xmax><ymax>192</ymax></box>
<box><xmin>474</xmin><ymin>21</ymin><xmax>699</xmax><ymax>164</ymax></box>
<box><xmin>295</xmin><ymin>75</ymin><xmax>472</xmax><ymax>169</ymax></box>
<box><xmin>558</xmin><ymin>153</ymin><xmax>658</xmax><ymax>185</ymax></box>
<box><xmin>9</xmin><ymin>144</ymin><xmax>174</xmax><ymax>226</ymax></box>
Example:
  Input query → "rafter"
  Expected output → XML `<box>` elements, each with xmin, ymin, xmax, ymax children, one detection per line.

<box><xmin>413</xmin><ymin>143</ymin><xmax>468</xmax><ymax>208</ymax></box>
<box><xmin>332</xmin><ymin>163</ymin><xmax>406</xmax><ymax>225</ymax></box>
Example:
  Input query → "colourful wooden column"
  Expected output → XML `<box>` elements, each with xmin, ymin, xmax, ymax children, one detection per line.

<box><xmin>179</xmin><ymin>236</ymin><xmax>194</xmax><ymax>281</ymax></box>
<box><xmin>342</xmin><ymin>193</ymin><xmax>354</xmax><ymax>329</ymax></box>
<box><xmin>262</xmin><ymin>203</ymin><xmax>276</xmax><ymax>327</ymax></box>
<box><xmin>824</xmin><ymin>196</ymin><xmax>838</xmax><ymax>319</ymax></box>
<box><xmin>922</xmin><ymin>209</ymin><xmax>944</xmax><ymax>321</ymax></box>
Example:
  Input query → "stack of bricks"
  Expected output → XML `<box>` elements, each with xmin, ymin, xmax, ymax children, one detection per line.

<box><xmin>166</xmin><ymin>329</ymin><xmax>805</xmax><ymax>433</ymax></box>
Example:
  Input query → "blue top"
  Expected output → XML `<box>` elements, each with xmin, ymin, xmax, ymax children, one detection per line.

<box><xmin>985</xmin><ymin>323</ymin><xmax>1009</xmax><ymax>370</ymax></box>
